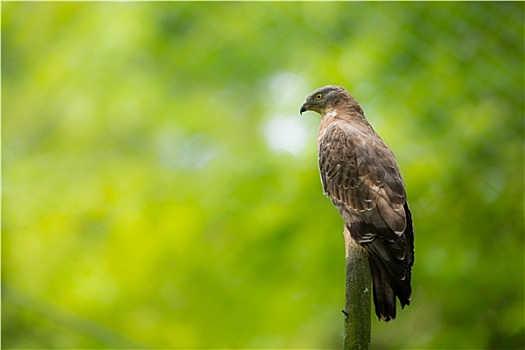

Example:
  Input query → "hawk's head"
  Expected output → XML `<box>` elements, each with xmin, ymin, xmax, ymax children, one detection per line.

<box><xmin>300</xmin><ymin>85</ymin><xmax>348</xmax><ymax>116</ymax></box>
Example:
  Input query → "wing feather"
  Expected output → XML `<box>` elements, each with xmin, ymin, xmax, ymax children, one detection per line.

<box><xmin>319</xmin><ymin>121</ymin><xmax>406</xmax><ymax>230</ymax></box>
<box><xmin>318</xmin><ymin>120</ymin><xmax>414</xmax><ymax>321</ymax></box>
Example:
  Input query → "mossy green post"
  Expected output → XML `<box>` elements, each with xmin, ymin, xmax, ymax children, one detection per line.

<box><xmin>343</xmin><ymin>226</ymin><xmax>371</xmax><ymax>350</ymax></box>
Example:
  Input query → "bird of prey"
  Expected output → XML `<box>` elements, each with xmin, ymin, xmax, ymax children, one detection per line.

<box><xmin>300</xmin><ymin>85</ymin><xmax>414</xmax><ymax>321</ymax></box>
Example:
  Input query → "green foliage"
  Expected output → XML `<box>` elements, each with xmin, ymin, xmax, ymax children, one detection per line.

<box><xmin>3</xmin><ymin>2</ymin><xmax>524</xmax><ymax>349</ymax></box>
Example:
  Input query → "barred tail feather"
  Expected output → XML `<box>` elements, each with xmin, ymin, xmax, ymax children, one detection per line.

<box><xmin>369</xmin><ymin>258</ymin><xmax>397</xmax><ymax>321</ymax></box>
<box><xmin>368</xmin><ymin>251</ymin><xmax>411</xmax><ymax>321</ymax></box>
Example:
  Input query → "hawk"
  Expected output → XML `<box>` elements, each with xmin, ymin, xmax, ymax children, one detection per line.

<box><xmin>300</xmin><ymin>85</ymin><xmax>414</xmax><ymax>321</ymax></box>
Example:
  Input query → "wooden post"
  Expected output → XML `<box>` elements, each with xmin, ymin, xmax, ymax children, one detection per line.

<box><xmin>342</xmin><ymin>226</ymin><xmax>371</xmax><ymax>350</ymax></box>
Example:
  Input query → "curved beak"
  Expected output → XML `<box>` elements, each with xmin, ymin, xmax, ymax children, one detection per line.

<box><xmin>300</xmin><ymin>102</ymin><xmax>308</xmax><ymax>115</ymax></box>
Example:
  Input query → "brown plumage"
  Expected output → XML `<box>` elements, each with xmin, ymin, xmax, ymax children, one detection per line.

<box><xmin>300</xmin><ymin>85</ymin><xmax>414</xmax><ymax>321</ymax></box>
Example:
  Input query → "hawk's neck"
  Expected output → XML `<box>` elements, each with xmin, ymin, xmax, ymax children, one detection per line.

<box><xmin>321</xmin><ymin>104</ymin><xmax>370</xmax><ymax>130</ymax></box>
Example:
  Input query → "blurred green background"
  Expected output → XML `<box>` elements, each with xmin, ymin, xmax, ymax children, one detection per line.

<box><xmin>2</xmin><ymin>2</ymin><xmax>524</xmax><ymax>349</ymax></box>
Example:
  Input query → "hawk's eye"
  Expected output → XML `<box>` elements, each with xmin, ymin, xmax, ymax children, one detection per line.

<box><xmin>315</xmin><ymin>93</ymin><xmax>322</xmax><ymax>100</ymax></box>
